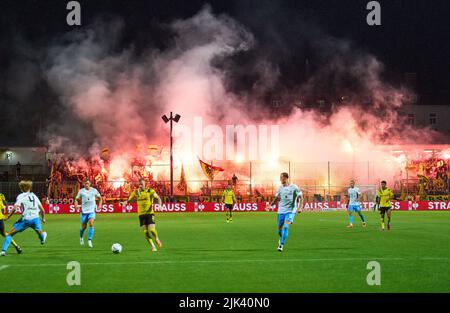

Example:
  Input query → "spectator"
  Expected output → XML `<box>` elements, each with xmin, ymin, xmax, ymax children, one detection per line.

<box><xmin>232</xmin><ymin>174</ymin><xmax>238</xmax><ymax>187</ymax></box>
<box><xmin>16</xmin><ymin>162</ymin><xmax>21</xmax><ymax>178</ymax></box>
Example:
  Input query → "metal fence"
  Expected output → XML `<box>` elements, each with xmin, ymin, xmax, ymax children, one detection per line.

<box><xmin>0</xmin><ymin>180</ymin><xmax>377</xmax><ymax>204</ymax></box>
<box><xmin>1</xmin><ymin>160</ymin><xmax>448</xmax><ymax>202</ymax></box>
<box><xmin>0</xmin><ymin>182</ymin><xmax>49</xmax><ymax>202</ymax></box>
<box><xmin>0</xmin><ymin>164</ymin><xmax>46</xmax><ymax>181</ymax></box>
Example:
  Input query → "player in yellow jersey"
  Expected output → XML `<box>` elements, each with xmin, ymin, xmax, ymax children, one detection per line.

<box><xmin>0</xmin><ymin>193</ymin><xmax>22</xmax><ymax>254</ymax></box>
<box><xmin>376</xmin><ymin>180</ymin><xmax>394</xmax><ymax>231</ymax></box>
<box><xmin>221</xmin><ymin>182</ymin><xmax>236</xmax><ymax>223</ymax></box>
<box><xmin>120</xmin><ymin>179</ymin><xmax>162</xmax><ymax>252</ymax></box>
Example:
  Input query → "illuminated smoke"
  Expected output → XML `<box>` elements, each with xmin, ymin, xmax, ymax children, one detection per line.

<box><xmin>42</xmin><ymin>5</ymin><xmax>442</xmax><ymax>187</ymax></box>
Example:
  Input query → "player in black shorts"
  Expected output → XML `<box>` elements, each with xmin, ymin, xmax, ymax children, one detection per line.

<box><xmin>0</xmin><ymin>193</ymin><xmax>22</xmax><ymax>254</ymax></box>
<box><xmin>221</xmin><ymin>182</ymin><xmax>237</xmax><ymax>223</ymax></box>
<box><xmin>121</xmin><ymin>179</ymin><xmax>162</xmax><ymax>252</ymax></box>
<box><xmin>376</xmin><ymin>181</ymin><xmax>395</xmax><ymax>231</ymax></box>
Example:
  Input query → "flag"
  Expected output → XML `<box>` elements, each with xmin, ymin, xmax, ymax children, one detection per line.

<box><xmin>100</xmin><ymin>147</ymin><xmax>110</xmax><ymax>160</ymax></box>
<box><xmin>47</xmin><ymin>159</ymin><xmax>55</xmax><ymax>197</ymax></box>
<box><xmin>95</xmin><ymin>173</ymin><xmax>102</xmax><ymax>183</ymax></box>
<box><xmin>198</xmin><ymin>158</ymin><xmax>224</xmax><ymax>181</ymax></box>
<box><xmin>177</xmin><ymin>164</ymin><xmax>187</xmax><ymax>192</ymax></box>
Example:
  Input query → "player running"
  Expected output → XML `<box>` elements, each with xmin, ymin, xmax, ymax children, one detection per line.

<box><xmin>1</xmin><ymin>181</ymin><xmax>47</xmax><ymax>256</ymax></box>
<box><xmin>75</xmin><ymin>179</ymin><xmax>102</xmax><ymax>248</ymax></box>
<box><xmin>221</xmin><ymin>181</ymin><xmax>236</xmax><ymax>223</ymax></box>
<box><xmin>0</xmin><ymin>192</ymin><xmax>22</xmax><ymax>254</ymax></box>
<box><xmin>120</xmin><ymin>179</ymin><xmax>162</xmax><ymax>252</ymax></box>
<box><xmin>346</xmin><ymin>180</ymin><xmax>366</xmax><ymax>228</ymax></box>
<box><xmin>376</xmin><ymin>180</ymin><xmax>394</xmax><ymax>231</ymax></box>
<box><xmin>266</xmin><ymin>172</ymin><xmax>303</xmax><ymax>252</ymax></box>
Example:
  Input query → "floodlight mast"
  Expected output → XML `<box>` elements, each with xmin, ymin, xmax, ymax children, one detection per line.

<box><xmin>162</xmin><ymin>112</ymin><xmax>181</xmax><ymax>202</ymax></box>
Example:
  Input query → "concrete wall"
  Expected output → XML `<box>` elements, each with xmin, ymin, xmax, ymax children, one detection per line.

<box><xmin>0</xmin><ymin>147</ymin><xmax>48</xmax><ymax>175</ymax></box>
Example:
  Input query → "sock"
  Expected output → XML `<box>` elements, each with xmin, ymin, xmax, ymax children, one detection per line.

<box><xmin>349</xmin><ymin>214</ymin><xmax>354</xmax><ymax>225</ymax></box>
<box><xmin>80</xmin><ymin>228</ymin><xmax>85</xmax><ymax>238</ymax></box>
<box><xmin>2</xmin><ymin>235</ymin><xmax>12</xmax><ymax>252</ymax></box>
<box><xmin>229</xmin><ymin>210</ymin><xmax>232</xmax><ymax>219</ymax></box>
<box><xmin>150</xmin><ymin>228</ymin><xmax>159</xmax><ymax>240</ymax></box>
<box><xmin>277</xmin><ymin>227</ymin><xmax>282</xmax><ymax>237</ymax></box>
<box><xmin>88</xmin><ymin>227</ymin><xmax>94</xmax><ymax>241</ymax></box>
<box><xmin>381</xmin><ymin>217</ymin><xmax>385</xmax><ymax>228</ymax></box>
<box><xmin>226</xmin><ymin>211</ymin><xmax>229</xmax><ymax>219</ymax></box>
<box><xmin>144</xmin><ymin>230</ymin><xmax>155</xmax><ymax>246</ymax></box>
<box><xmin>38</xmin><ymin>232</ymin><xmax>44</xmax><ymax>241</ymax></box>
<box><xmin>280</xmin><ymin>224</ymin><xmax>289</xmax><ymax>245</ymax></box>
<box><xmin>10</xmin><ymin>238</ymin><xmax>19</xmax><ymax>248</ymax></box>
<box><xmin>359</xmin><ymin>213</ymin><xmax>365</xmax><ymax>223</ymax></box>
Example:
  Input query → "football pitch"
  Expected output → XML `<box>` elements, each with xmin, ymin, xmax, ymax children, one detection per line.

<box><xmin>0</xmin><ymin>211</ymin><xmax>449</xmax><ymax>293</ymax></box>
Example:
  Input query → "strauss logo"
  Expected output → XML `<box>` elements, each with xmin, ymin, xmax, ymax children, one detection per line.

<box><xmin>408</xmin><ymin>201</ymin><xmax>419</xmax><ymax>211</ymax></box>
<box><xmin>50</xmin><ymin>205</ymin><xmax>60</xmax><ymax>214</ymax></box>
<box><xmin>265</xmin><ymin>202</ymin><xmax>276</xmax><ymax>212</ymax></box>
<box><xmin>122</xmin><ymin>204</ymin><xmax>133</xmax><ymax>213</ymax></box>
<box><xmin>194</xmin><ymin>202</ymin><xmax>205</xmax><ymax>212</ymax></box>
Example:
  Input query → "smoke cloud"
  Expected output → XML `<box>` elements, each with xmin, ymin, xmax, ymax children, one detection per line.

<box><xmin>40</xmin><ymin>5</ymin><xmax>441</xmax><ymax>185</ymax></box>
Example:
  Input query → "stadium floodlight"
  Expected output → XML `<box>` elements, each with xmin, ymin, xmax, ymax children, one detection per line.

<box><xmin>161</xmin><ymin>112</ymin><xmax>181</xmax><ymax>202</ymax></box>
<box><xmin>161</xmin><ymin>115</ymin><xmax>170</xmax><ymax>123</ymax></box>
<box><xmin>5</xmin><ymin>151</ymin><xmax>13</xmax><ymax>161</ymax></box>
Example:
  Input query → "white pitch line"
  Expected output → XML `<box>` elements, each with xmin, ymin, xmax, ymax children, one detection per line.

<box><xmin>0</xmin><ymin>265</ymin><xmax>10</xmax><ymax>271</ymax></box>
<box><xmin>4</xmin><ymin>257</ymin><xmax>449</xmax><ymax>267</ymax></box>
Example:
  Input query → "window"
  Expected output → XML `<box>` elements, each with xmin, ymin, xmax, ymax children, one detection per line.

<box><xmin>429</xmin><ymin>113</ymin><xmax>437</xmax><ymax>125</ymax></box>
<box><xmin>317</xmin><ymin>99</ymin><xmax>325</xmax><ymax>105</ymax></box>
<box><xmin>407</xmin><ymin>113</ymin><xmax>415</xmax><ymax>125</ymax></box>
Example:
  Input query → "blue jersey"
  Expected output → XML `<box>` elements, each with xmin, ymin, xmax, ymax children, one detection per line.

<box><xmin>276</xmin><ymin>184</ymin><xmax>302</xmax><ymax>214</ymax></box>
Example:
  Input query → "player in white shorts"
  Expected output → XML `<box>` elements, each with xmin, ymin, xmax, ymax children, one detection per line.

<box><xmin>1</xmin><ymin>180</ymin><xmax>47</xmax><ymax>256</ymax></box>
<box><xmin>346</xmin><ymin>180</ymin><xmax>366</xmax><ymax>228</ymax></box>
<box><xmin>75</xmin><ymin>179</ymin><xmax>102</xmax><ymax>248</ymax></box>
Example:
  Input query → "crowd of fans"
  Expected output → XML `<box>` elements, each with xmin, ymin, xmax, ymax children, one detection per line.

<box><xmin>44</xmin><ymin>155</ymin><xmax>450</xmax><ymax>202</ymax></box>
<box><xmin>46</xmin><ymin>156</ymin><xmax>173</xmax><ymax>201</ymax></box>
<box><xmin>404</xmin><ymin>157</ymin><xmax>449</xmax><ymax>195</ymax></box>
<box><xmin>1</xmin><ymin>155</ymin><xmax>448</xmax><ymax>203</ymax></box>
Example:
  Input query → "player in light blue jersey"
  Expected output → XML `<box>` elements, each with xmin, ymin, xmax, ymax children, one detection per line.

<box><xmin>1</xmin><ymin>180</ymin><xmax>47</xmax><ymax>256</ymax></box>
<box><xmin>75</xmin><ymin>179</ymin><xmax>102</xmax><ymax>248</ymax></box>
<box><xmin>266</xmin><ymin>172</ymin><xmax>303</xmax><ymax>252</ymax></box>
<box><xmin>346</xmin><ymin>180</ymin><xmax>366</xmax><ymax>228</ymax></box>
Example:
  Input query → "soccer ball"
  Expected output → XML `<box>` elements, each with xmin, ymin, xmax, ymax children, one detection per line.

<box><xmin>111</xmin><ymin>243</ymin><xmax>122</xmax><ymax>254</ymax></box>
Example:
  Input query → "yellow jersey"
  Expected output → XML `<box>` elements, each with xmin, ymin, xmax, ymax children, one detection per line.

<box><xmin>128</xmin><ymin>188</ymin><xmax>157</xmax><ymax>216</ymax></box>
<box><xmin>377</xmin><ymin>188</ymin><xmax>394</xmax><ymax>208</ymax></box>
<box><xmin>222</xmin><ymin>189</ymin><xmax>235</xmax><ymax>205</ymax></box>
<box><xmin>0</xmin><ymin>193</ymin><xmax>5</xmax><ymax>219</ymax></box>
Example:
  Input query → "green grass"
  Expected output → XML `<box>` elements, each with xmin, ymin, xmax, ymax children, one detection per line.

<box><xmin>0</xmin><ymin>211</ymin><xmax>449</xmax><ymax>292</ymax></box>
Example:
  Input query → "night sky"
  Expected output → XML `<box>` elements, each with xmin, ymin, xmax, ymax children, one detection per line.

<box><xmin>1</xmin><ymin>0</ymin><xmax>449</xmax><ymax>146</ymax></box>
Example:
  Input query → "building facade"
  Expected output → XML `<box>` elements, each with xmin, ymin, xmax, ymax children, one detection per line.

<box><xmin>399</xmin><ymin>104</ymin><xmax>450</xmax><ymax>137</ymax></box>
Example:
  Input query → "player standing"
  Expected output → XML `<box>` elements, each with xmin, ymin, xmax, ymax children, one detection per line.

<box><xmin>266</xmin><ymin>172</ymin><xmax>303</xmax><ymax>252</ymax></box>
<box><xmin>376</xmin><ymin>180</ymin><xmax>394</xmax><ymax>231</ymax></box>
<box><xmin>221</xmin><ymin>181</ymin><xmax>236</xmax><ymax>223</ymax></box>
<box><xmin>346</xmin><ymin>180</ymin><xmax>366</xmax><ymax>228</ymax></box>
<box><xmin>1</xmin><ymin>181</ymin><xmax>47</xmax><ymax>256</ymax></box>
<box><xmin>75</xmin><ymin>179</ymin><xmax>102</xmax><ymax>248</ymax></box>
<box><xmin>0</xmin><ymin>192</ymin><xmax>22</xmax><ymax>254</ymax></box>
<box><xmin>121</xmin><ymin>179</ymin><xmax>162</xmax><ymax>252</ymax></box>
